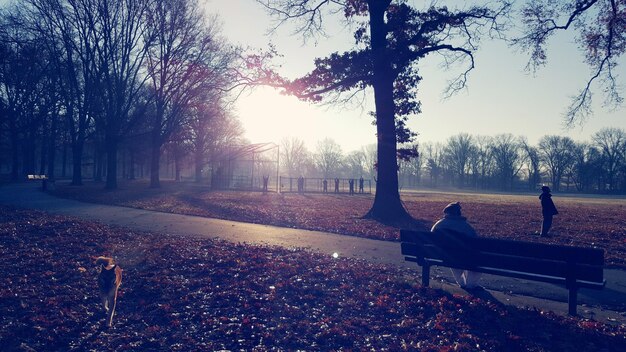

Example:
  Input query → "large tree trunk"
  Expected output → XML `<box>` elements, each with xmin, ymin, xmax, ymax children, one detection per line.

<box><xmin>194</xmin><ymin>149</ymin><xmax>204</xmax><ymax>182</ymax></box>
<box><xmin>23</xmin><ymin>124</ymin><xmax>37</xmax><ymax>175</ymax></box>
<box><xmin>129</xmin><ymin>148</ymin><xmax>136</xmax><ymax>180</ymax></box>
<box><xmin>67</xmin><ymin>106</ymin><xmax>84</xmax><ymax>185</ymax></box>
<box><xmin>149</xmin><ymin>126</ymin><xmax>162</xmax><ymax>188</ymax></box>
<box><xmin>174</xmin><ymin>152</ymin><xmax>181</xmax><ymax>182</ymax></box>
<box><xmin>39</xmin><ymin>131</ymin><xmax>47</xmax><ymax>175</ymax></box>
<box><xmin>9</xmin><ymin>118</ymin><xmax>19</xmax><ymax>181</ymax></box>
<box><xmin>364</xmin><ymin>1</ymin><xmax>415</xmax><ymax>226</ymax></box>
<box><xmin>46</xmin><ymin>115</ymin><xmax>58</xmax><ymax>180</ymax></box>
<box><xmin>105</xmin><ymin>135</ymin><xmax>118</xmax><ymax>190</ymax></box>
<box><xmin>71</xmin><ymin>141</ymin><xmax>83</xmax><ymax>185</ymax></box>
<box><xmin>94</xmin><ymin>145</ymin><xmax>102</xmax><ymax>181</ymax></box>
<box><xmin>62</xmin><ymin>140</ymin><xmax>67</xmax><ymax>178</ymax></box>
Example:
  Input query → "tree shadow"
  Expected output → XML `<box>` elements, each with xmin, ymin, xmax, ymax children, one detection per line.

<box><xmin>361</xmin><ymin>211</ymin><xmax>430</xmax><ymax>232</ymax></box>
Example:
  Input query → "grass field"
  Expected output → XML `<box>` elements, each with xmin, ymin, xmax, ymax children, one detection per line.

<box><xmin>2</xmin><ymin>206</ymin><xmax>625</xmax><ymax>351</ymax></box>
<box><xmin>52</xmin><ymin>180</ymin><xmax>626</xmax><ymax>268</ymax></box>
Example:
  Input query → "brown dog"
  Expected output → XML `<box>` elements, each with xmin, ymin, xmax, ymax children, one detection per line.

<box><xmin>95</xmin><ymin>256</ymin><xmax>122</xmax><ymax>327</ymax></box>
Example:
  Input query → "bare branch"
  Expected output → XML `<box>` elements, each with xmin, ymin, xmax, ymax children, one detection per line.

<box><xmin>255</xmin><ymin>0</ymin><xmax>347</xmax><ymax>41</ymax></box>
<box><xmin>514</xmin><ymin>0</ymin><xmax>624</xmax><ymax>125</ymax></box>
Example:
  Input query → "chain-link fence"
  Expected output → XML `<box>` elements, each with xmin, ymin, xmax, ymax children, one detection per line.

<box><xmin>279</xmin><ymin>177</ymin><xmax>371</xmax><ymax>194</ymax></box>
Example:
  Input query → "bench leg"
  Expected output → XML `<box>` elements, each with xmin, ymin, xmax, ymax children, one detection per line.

<box><xmin>568</xmin><ymin>287</ymin><xmax>578</xmax><ymax>316</ymax></box>
<box><xmin>421</xmin><ymin>264</ymin><xmax>430</xmax><ymax>287</ymax></box>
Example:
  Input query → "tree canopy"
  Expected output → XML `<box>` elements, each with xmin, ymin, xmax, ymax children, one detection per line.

<box><xmin>257</xmin><ymin>0</ymin><xmax>510</xmax><ymax>224</ymax></box>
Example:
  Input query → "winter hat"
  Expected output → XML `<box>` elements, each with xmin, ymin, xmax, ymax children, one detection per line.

<box><xmin>541</xmin><ymin>186</ymin><xmax>551</xmax><ymax>192</ymax></box>
<box><xmin>443</xmin><ymin>202</ymin><xmax>462</xmax><ymax>216</ymax></box>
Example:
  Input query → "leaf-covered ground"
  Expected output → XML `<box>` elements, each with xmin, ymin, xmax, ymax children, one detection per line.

<box><xmin>1</xmin><ymin>206</ymin><xmax>625</xmax><ymax>351</ymax></box>
<box><xmin>52</xmin><ymin>180</ymin><xmax>626</xmax><ymax>268</ymax></box>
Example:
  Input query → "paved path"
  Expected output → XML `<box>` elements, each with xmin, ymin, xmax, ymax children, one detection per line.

<box><xmin>2</xmin><ymin>182</ymin><xmax>625</xmax><ymax>323</ymax></box>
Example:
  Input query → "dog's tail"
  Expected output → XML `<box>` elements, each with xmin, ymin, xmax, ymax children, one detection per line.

<box><xmin>95</xmin><ymin>256</ymin><xmax>114</xmax><ymax>267</ymax></box>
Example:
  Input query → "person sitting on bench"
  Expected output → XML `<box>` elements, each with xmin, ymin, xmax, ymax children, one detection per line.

<box><xmin>431</xmin><ymin>202</ymin><xmax>482</xmax><ymax>289</ymax></box>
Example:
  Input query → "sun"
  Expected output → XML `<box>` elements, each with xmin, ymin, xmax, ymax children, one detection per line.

<box><xmin>236</xmin><ymin>87</ymin><xmax>376</xmax><ymax>152</ymax></box>
<box><xmin>236</xmin><ymin>87</ymin><xmax>304</xmax><ymax>144</ymax></box>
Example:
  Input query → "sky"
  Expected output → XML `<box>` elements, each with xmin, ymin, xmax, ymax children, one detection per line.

<box><xmin>1</xmin><ymin>0</ymin><xmax>622</xmax><ymax>153</ymax></box>
<box><xmin>207</xmin><ymin>0</ymin><xmax>625</xmax><ymax>153</ymax></box>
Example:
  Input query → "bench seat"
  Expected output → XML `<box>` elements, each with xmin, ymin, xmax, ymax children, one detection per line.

<box><xmin>401</xmin><ymin>230</ymin><xmax>606</xmax><ymax>315</ymax></box>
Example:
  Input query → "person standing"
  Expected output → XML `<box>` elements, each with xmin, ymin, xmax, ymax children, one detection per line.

<box><xmin>262</xmin><ymin>175</ymin><xmax>269</xmax><ymax>192</ymax></box>
<box><xmin>539</xmin><ymin>186</ymin><xmax>558</xmax><ymax>237</ymax></box>
<box><xmin>431</xmin><ymin>202</ymin><xmax>482</xmax><ymax>289</ymax></box>
<box><xmin>297</xmin><ymin>176</ymin><xmax>304</xmax><ymax>193</ymax></box>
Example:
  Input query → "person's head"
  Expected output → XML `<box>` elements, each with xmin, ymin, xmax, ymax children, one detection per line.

<box><xmin>541</xmin><ymin>186</ymin><xmax>551</xmax><ymax>193</ymax></box>
<box><xmin>443</xmin><ymin>202</ymin><xmax>462</xmax><ymax>217</ymax></box>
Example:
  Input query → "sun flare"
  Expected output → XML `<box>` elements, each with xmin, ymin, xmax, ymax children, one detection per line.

<box><xmin>236</xmin><ymin>87</ymin><xmax>376</xmax><ymax>152</ymax></box>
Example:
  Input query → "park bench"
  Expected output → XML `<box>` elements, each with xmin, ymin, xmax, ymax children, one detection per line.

<box><xmin>27</xmin><ymin>174</ymin><xmax>48</xmax><ymax>181</ymax></box>
<box><xmin>26</xmin><ymin>174</ymin><xmax>52</xmax><ymax>191</ymax></box>
<box><xmin>400</xmin><ymin>229</ymin><xmax>606</xmax><ymax>315</ymax></box>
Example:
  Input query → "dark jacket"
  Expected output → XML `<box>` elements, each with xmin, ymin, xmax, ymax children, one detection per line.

<box><xmin>540</xmin><ymin>192</ymin><xmax>558</xmax><ymax>217</ymax></box>
<box><xmin>431</xmin><ymin>214</ymin><xmax>478</xmax><ymax>237</ymax></box>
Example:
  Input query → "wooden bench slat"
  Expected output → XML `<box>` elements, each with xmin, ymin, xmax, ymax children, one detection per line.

<box><xmin>474</xmin><ymin>266</ymin><xmax>605</xmax><ymax>289</ymax></box>
<box><xmin>476</xmin><ymin>237</ymin><xmax>604</xmax><ymax>265</ymax></box>
<box><xmin>400</xmin><ymin>229</ymin><xmax>606</xmax><ymax>315</ymax></box>
<box><xmin>400</xmin><ymin>230</ymin><xmax>606</xmax><ymax>265</ymax></box>
<box><xmin>401</xmin><ymin>235</ymin><xmax>604</xmax><ymax>284</ymax></box>
<box><xmin>415</xmin><ymin>257</ymin><xmax>606</xmax><ymax>289</ymax></box>
<box><xmin>477</xmin><ymin>252</ymin><xmax>604</xmax><ymax>283</ymax></box>
<box><xmin>403</xmin><ymin>249</ymin><xmax>603</xmax><ymax>284</ymax></box>
<box><xmin>402</xmin><ymin>230</ymin><xmax>604</xmax><ymax>265</ymax></box>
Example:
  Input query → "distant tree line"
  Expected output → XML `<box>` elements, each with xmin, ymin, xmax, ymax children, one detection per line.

<box><xmin>280</xmin><ymin>128</ymin><xmax>626</xmax><ymax>195</ymax></box>
<box><xmin>399</xmin><ymin>129</ymin><xmax>626</xmax><ymax>194</ymax></box>
<box><xmin>0</xmin><ymin>0</ymin><xmax>253</xmax><ymax>189</ymax></box>
<box><xmin>279</xmin><ymin>137</ymin><xmax>377</xmax><ymax>183</ymax></box>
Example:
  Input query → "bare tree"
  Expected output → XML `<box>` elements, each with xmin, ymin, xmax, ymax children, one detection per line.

<box><xmin>362</xmin><ymin>143</ymin><xmax>377</xmax><ymax>181</ymax></box>
<box><xmin>468</xmin><ymin>135</ymin><xmax>494</xmax><ymax>190</ymax></box>
<box><xmin>82</xmin><ymin>0</ymin><xmax>153</xmax><ymax>190</ymax></box>
<box><xmin>187</xmin><ymin>92</ymin><xmax>243</xmax><ymax>184</ymax></box>
<box><xmin>188</xmin><ymin>101</ymin><xmax>214</xmax><ymax>183</ymax></box>
<box><xmin>280</xmin><ymin>137</ymin><xmax>310</xmax><ymax>177</ymax></box>
<box><xmin>538</xmin><ymin>135</ymin><xmax>577</xmax><ymax>191</ymax></box>
<box><xmin>257</xmin><ymin>0</ymin><xmax>511</xmax><ymax>224</ymax></box>
<box><xmin>398</xmin><ymin>143</ymin><xmax>423</xmax><ymax>188</ymax></box>
<box><xmin>314</xmin><ymin>137</ymin><xmax>343</xmax><ymax>179</ymax></box>
<box><xmin>1</xmin><ymin>0</ymin><xmax>246</xmax><ymax>188</ymax></box>
<box><xmin>520</xmin><ymin>137</ymin><xmax>541</xmax><ymax>190</ymax></box>
<box><xmin>422</xmin><ymin>142</ymin><xmax>444</xmax><ymax>188</ymax></box>
<box><xmin>443</xmin><ymin>133</ymin><xmax>474</xmax><ymax>188</ymax></box>
<box><xmin>188</xmin><ymin>96</ymin><xmax>220</xmax><ymax>183</ymax></box>
<box><xmin>144</xmin><ymin>0</ymin><xmax>233</xmax><ymax>188</ymax></box>
<box><xmin>0</xmin><ymin>14</ymin><xmax>52</xmax><ymax>180</ymax></box>
<box><xmin>515</xmin><ymin>0</ymin><xmax>625</xmax><ymax>124</ymax></box>
<box><xmin>569</xmin><ymin>142</ymin><xmax>602</xmax><ymax>192</ymax></box>
<box><xmin>491</xmin><ymin>134</ymin><xmax>524</xmax><ymax>190</ymax></box>
<box><xmin>344</xmin><ymin>150</ymin><xmax>366</xmax><ymax>178</ymax></box>
<box><xmin>22</xmin><ymin>0</ymin><xmax>103</xmax><ymax>185</ymax></box>
<box><xmin>592</xmin><ymin>127</ymin><xmax>625</xmax><ymax>191</ymax></box>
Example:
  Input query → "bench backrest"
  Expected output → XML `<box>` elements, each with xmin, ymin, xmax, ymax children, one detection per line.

<box><xmin>401</xmin><ymin>230</ymin><xmax>604</xmax><ymax>284</ymax></box>
<box><xmin>27</xmin><ymin>174</ymin><xmax>48</xmax><ymax>180</ymax></box>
